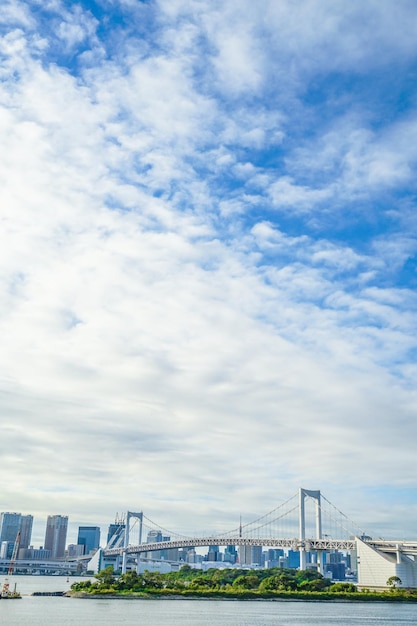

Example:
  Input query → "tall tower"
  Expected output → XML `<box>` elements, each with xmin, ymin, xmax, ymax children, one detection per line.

<box><xmin>0</xmin><ymin>512</ymin><xmax>22</xmax><ymax>543</ymax></box>
<box><xmin>238</xmin><ymin>544</ymin><xmax>252</xmax><ymax>565</ymax></box>
<box><xmin>19</xmin><ymin>515</ymin><xmax>33</xmax><ymax>549</ymax></box>
<box><xmin>0</xmin><ymin>512</ymin><xmax>22</xmax><ymax>558</ymax></box>
<box><xmin>298</xmin><ymin>488</ymin><xmax>322</xmax><ymax>571</ymax></box>
<box><xmin>77</xmin><ymin>526</ymin><xmax>101</xmax><ymax>555</ymax></box>
<box><xmin>44</xmin><ymin>515</ymin><xmax>68</xmax><ymax>559</ymax></box>
<box><xmin>146</xmin><ymin>529</ymin><xmax>162</xmax><ymax>560</ymax></box>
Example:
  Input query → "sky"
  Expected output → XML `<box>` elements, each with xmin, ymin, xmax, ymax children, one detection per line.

<box><xmin>1</xmin><ymin>0</ymin><xmax>417</xmax><ymax>547</ymax></box>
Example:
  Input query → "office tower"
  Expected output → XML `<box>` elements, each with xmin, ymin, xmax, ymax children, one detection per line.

<box><xmin>251</xmin><ymin>545</ymin><xmax>263</xmax><ymax>566</ymax></box>
<box><xmin>329</xmin><ymin>550</ymin><xmax>342</xmax><ymax>563</ymax></box>
<box><xmin>19</xmin><ymin>515</ymin><xmax>33</xmax><ymax>549</ymax></box>
<box><xmin>160</xmin><ymin>535</ymin><xmax>172</xmax><ymax>561</ymax></box>
<box><xmin>224</xmin><ymin>545</ymin><xmax>237</xmax><ymax>564</ymax></box>
<box><xmin>186</xmin><ymin>548</ymin><xmax>197</xmax><ymax>563</ymax></box>
<box><xmin>147</xmin><ymin>529</ymin><xmax>163</xmax><ymax>542</ymax></box>
<box><xmin>0</xmin><ymin>512</ymin><xmax>22</xmax><ymax>544</ymax></box>
<box><xmin>165</xmin><ymin>546</ymin><xmax>179</xmax><ymax>561</ymax></box>
<box><xmin>326</xmin><ymin>562</ymin><xmax>346</xmax><ymax>580</ymax></box>
<box><xmin>68</xmin><ymin>544</ymin><xmax>85</xmax><ymax>558</ymax></box>
<box><xmin>0</xmin><ymin>512</ymin><xmax>22</xmax><ymax>558</ymax></box>
<box><xmin>44</xmin><ymin>515</ymin><xmax>68</xmax><ymax>559</ymax></box>
<box><xmin>207</xmin><ymin>545</ymin><xmax>220</xmax><ymax>561</ymax></box>
<box><xmin>0</xmin><ymin>542</ymin><xmax>8</xmax><ymax>558</ymax></box>
<box><xmin>288</xmin><ymin>549</ymin><xmax>300</xmax><ymax>568</ymax></box>
<box><xmin>238</xmin><ymin>544</ymin><xmax>252</xmax><ymax>565</ymax></box>
<box><xmin>77</xmin><ymin>526</ymin><xmax>101</xmax><ymax>555</ymax></box>
<box><xmin>107</xmin><ymin>521</ymin><xmax>125</xmax><ymax>548</ymax></box>
<box><xmin>146</xmin><ymin>529</ymin><xmax>162</xmax><ymax>559</ymax></box>
<box><xmin>265</xmin><ymin>548</ymin><xmax>284</xmax><ymax>568</ymax></box>
<box><xmin>107</xmin><ymin>523</ymin><xmax>120</xmax><ymax>544</ymax></box>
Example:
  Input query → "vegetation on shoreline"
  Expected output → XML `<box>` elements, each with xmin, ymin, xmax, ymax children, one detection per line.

<box><xmin>70</xmin><ymin>566</ymin><xmax>417</xmax><ymax>601</ymax></box>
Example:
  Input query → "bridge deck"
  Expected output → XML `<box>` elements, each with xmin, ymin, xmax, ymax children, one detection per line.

<box><xmin>104</xmin><ymin>537</ymin><xmax>417</xmax><ymax>557</ymax></box>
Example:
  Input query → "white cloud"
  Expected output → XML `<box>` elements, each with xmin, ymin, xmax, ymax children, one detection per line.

<box><xmin>0</xmin><ymin>1</ymin><xmax>34</xmax><ymax>29</ymax></box>
<box><xmin>0</xmin><ymin>0</ymin><xmax>417</xmax><ymax>544</ymax></box>
<box><xmin>269</xmin><ymin>177</ymin><xmax>331</xmax><ymax>211</ymax></box>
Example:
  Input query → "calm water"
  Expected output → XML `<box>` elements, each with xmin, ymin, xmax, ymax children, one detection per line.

<box><xmin>1</xmin><ymin>576</ymin><xmax>417</xmax><ymax>626</ymax></box>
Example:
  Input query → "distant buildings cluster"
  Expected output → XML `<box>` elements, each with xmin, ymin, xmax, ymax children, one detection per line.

<box><xmin>166</xmin><ymin>543</ymin><xmax>350</xmax><ymax>579</ymax></box>
<box><xmin>0</xmin><ymin>511</ymin><xmax>100</xmax><ymax>561</ymax></box>
<box><xmin>0</xmin><ymin>511</ymin><xmax>351</xmax><ymax>580</ymax></box>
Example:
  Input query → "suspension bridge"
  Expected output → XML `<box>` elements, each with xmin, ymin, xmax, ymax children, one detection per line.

<box><xmin>92</xmin><ymin>488</ymin><xmax>417</xmax><ymax>589</ymax></box>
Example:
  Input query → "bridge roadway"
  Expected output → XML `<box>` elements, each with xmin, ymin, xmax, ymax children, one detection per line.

<box><xmin>104</xmin><ymin>537</ymin><xmax>417</xmax><ymax>557</ymax></box>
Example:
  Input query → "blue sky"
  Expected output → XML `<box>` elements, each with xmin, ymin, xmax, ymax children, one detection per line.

<box><xmin>1</xmin><ymin>0</ymin><xmax>417</xmax><ymax>545</ymax></box>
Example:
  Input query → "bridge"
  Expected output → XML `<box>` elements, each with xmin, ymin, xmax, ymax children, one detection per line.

<box><xmin>94</xmin><ymin>489</ymin><xmax>417</xmax><ymax>589</ymax></box>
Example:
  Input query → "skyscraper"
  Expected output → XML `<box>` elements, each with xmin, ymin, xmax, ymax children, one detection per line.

<box><xmin>77</xmin><ymin>526</ymin><xmax>101</xmax><ymax>555</ymax></box>
<box><xmin>44</xmin><ymin>515</ymin><xmax>68</xmax><ymax>559</ymax></box>
<box><xmin>146</xmin><ymin>529</ymin><xmax>162</xmax><ymax>559</ymax></box>
<box><xmin>0</xmin><ymin>512</ymin><xmax>21</xmax><ymax>543</ymax></box>
<box><xmin>19</xmin><ymin>515</ymin><xmax>33</xmax><ymax>549</ymax></box>
<box><xmin>251</xmin><ymin>545</ymin><xmax>263</xmax><ymax>566</ymax></box>
<box><xmin>238</xmin><ymin>544</ymin><xmax>252</xmax><ymax>565</ymax></box>
<box><xmin>107</xmin><ymin>522</ymin><xmax>125</xmax><ymax>547</ymax></box>
<box><xmin>0</xmin><ymin>512</ymin><xmax>22</xmax><ymax>558</ymax></box>
<box><xmin>224</xmin><ymin>545</ymin><xmax>237</xmax><ymax>564</ymax></box>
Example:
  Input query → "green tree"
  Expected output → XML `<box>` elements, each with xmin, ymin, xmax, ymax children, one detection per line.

<box><xmin>94</xmin><ymin>566</ymin><xmax>116</xmax><ymax>589</ymax></box>
<box><xmin>232</xmin><ymin>574</ymin><xmax>259</xmax><ymax>589</ymax></box>
<box><xmin>142</xmin><ymin>570</ymin><xmax>164</xmax><ymax>589</ymax></box>
<box><xmin>71</xmin><ymin>578</ymin><xmax>92</xmax><ymax>591</ymax></box>
<box><xmin>296</xmin><ymin>569</ymin><xmax>323</xmax><ymax>582</ymax></box>
<box><xmin>259</xmin><ymin>573</ymin><xmax>298</xmax><ymax>592</ymax></box>
<box><xmin>386</xmin><ymin>575</ymin><xmax>402</xmax><ymax>590</ymax></box>
<box><xmin>189</xmin><ymin>575</ymin><xmax>218</xmax><ymax>590</ymax></box>
<box><xmin>329</xmin><ymin>582</ymin><xmax>357</xmax><ymax>593</ymax></box>
<box><xmin>116</xmin><ymin>570</ymin><xmax>145</xmax><ymax>591</ymax></box>
<box><xmin>299</xmin><ymin>578</ymin><xmax>332</xmax><ymax>591</ymax></box>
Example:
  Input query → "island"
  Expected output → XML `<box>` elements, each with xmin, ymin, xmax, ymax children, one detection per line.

<box><xmin>69</xmin><ymin>566</ymin><xmax>417</xmax><ymax>601</ymax></box>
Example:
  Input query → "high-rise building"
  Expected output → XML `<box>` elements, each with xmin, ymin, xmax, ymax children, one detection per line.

<box><xmin>147</xmin><ymin>530</ymin><xmax>163</xmax><ymax>542</ymax></box>
<box><xmin>68</xmin><ymin>544</ymin><xmax>85</xmax><ymax>558</ymax></box>
<box><xmin>77</xmin><ymin>526</ymin><xmax>101</xmax><ymax>555</ymax></box>
<box><xmin>288</xmin><ymin>549</ymin><xmax>300</xmax><ymax>568</ymax></box>
<box><xmin>251</xmin><ymin>546</ymin><xmax>263</xmax><ymax>566</ymax></box>
<box><xmin>265</xmin><ymin>548</ymin><xmax>284</xmax><ymax>568</ymax></box>
<box><xmin>207</xmin><ymin>545</ymin><xmax>221</xmax><ymax>561</ymax></box>
<box><xmin>224</xmin><ymin>545</ymin><xmax>237</xmax><ymax>564</ymax></box>
<box><xmin>44</xmin><ymin>515</ymin><xmax>68</xmax><ymax>559</ymax></box>
<box><xmin>0</xmin><ymin>512</ymin><xmax>22</xmax><ymax>558</ymax></box>
<box><xmin>19</xmin><ymin>515</ymin><xmax>33</xmax><ymax>549</ymax></box>
<box><xmin>107</xmin><ymin>522</ymin><xmax>125</xmax><ymax>548</ymax></box>
<box><xmin>238</xmin><ymin>544</ymin><xmax>252</xmax><ymax>565</ymax></box>
<box><xmin>146</xmin><ymin>529</ymin><xmax>162</xmax><ymax>559</ymax></box>
<box><xmin>0</xmin><ymin>512</ymin><xmax>22</xmax><ymax>544</ymax></box>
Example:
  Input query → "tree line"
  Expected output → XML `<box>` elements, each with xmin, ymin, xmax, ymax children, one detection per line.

<box><xmin>70</xmin><ymin>565</ymin><xmax>417</xmax><ymax>600</ymax></box>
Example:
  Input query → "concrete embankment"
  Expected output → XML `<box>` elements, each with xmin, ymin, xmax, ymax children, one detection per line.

<box><xmin>31</xmin><ymin>591</ymin><xmax>66</xmax><ymax>596</ymax></box>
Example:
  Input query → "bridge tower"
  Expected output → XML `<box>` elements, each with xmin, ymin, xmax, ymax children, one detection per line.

<box><xmin>299</xmin><ymin>488</ymin><xmax>322</xmax><ymax>571</ymax></box>
<box><xmin>122</xmin><ymin>511</ymin><xmax>143</xmax><ymax>574</ymax></box>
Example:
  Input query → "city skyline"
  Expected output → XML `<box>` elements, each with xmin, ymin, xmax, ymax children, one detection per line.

<box><xmin>1</xmin><ymin>1</ymin><xmax>417</xmax><ymax>541</ymax></box>
<box><xmin>0</xmin><ymin>505</ymin><xmax>353</xmax><ymax>577</ymax></box>
<box><xmin>0</xmin><ymin>484</ymin><xmax>412</xmax><ymax>551</ymax></box>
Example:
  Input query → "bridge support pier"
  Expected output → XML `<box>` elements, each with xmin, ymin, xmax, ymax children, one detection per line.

<box><xmin>316</xmin><ymin>550</ymin><xmax>324</xmax><ymax>575</ymax></box>
<box><xmin>299</xmin><ymin>488</ymin><xmax>322</xmax><ymax>571</ymax></box>
<box><xmin>122</xmin><ymin>511</ymin><xmax>143</xmax><ymax>575</ymax></box>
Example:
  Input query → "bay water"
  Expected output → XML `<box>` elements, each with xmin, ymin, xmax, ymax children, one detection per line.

<box><xmin>1</xmin><ymin>575</ymin><xmax>417</xmax><ymax>626</ymax></box>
